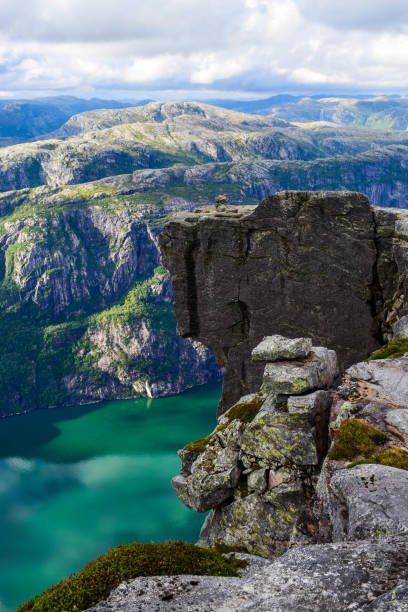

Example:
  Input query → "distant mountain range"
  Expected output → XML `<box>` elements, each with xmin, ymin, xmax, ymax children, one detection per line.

<box><xmin>0</xmin><ymin>95</ymin><xmax>150</xmax><ymax>145</ymax></box>
<box><xmin>2</xmin><ymin>101</ymin><xmax>408</xmax><ymax>193</ymax></box>
<box><xmin>2</xmin><ymin>94</ymin><xmax>408</xmax><ymax>150</ymax></box>
<box><xmin>209</xmin><ymin>94</ymin><xmax>408</xmax><ymax>131</ymax></box>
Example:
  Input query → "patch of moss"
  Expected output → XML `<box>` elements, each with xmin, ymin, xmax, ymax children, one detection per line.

<box><xmin>184</xmin><ymin>434</ymin><xmax>213</xmax><ymax>453</ymax></box>
<box><xmin>17</xmin><ymin>541</ymin><xmax>247</xmax><ymax>612</ymax></box>
<box><xmin>184</xmin><ymin>423</ymin><xmax>227</xmax><ymax>453</ymax></box>
<box><xmin>275</xmin><ymin>400</ymin><xmax>288</xmax><ymax>412</ymax></box>
<box><xmin>224</xmin><ymin>395</ymin><xmax>264</xmax><ymax>424</ymax></box>
<box><xmin>328</xmin><ymin>419</ymin><xmax>388</xmax><ymax>461</ymax></box>
<box><xmin>347</xmin><ymin>447</ymin><xmax>408</xmax><ymax>471</ymax></box>
<box><xmin>368</xmin><ymin>338</ymin><xmax>408</xmax><ymax>360</ymax></box>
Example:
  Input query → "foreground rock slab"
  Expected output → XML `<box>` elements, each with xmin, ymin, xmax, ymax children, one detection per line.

<box><xmin>88</xmin><ymin>535</ymin><xmax>408</xmax><ymax>612</ymax></box>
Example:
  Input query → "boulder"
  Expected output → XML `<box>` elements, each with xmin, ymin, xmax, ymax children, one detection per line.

<box><xmin>323</xmin><ymin>464</ymin><xmax>408</xmax><ymax>541</ymax></box>
<box><xmin>252</xmin><ymin>335</ymin><xmax>312</xmax><ymax>362</ymax></box>
<box><xmin>262</xmin><ymin>347</ymin><xmax>338</xmax><ymax>396</ymax></box>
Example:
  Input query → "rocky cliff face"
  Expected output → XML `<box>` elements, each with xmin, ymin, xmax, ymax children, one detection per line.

<box><xmin>0</xmin><ymin>180</ymin><xmax>222</xmax><ymax>416</ymax></box>
<box><xmin>160</xmin><ymin>191</ymin><xmax>408</xmax><ymax>414</ymax></box>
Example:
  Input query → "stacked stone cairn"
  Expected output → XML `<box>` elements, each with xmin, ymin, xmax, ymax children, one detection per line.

<box><xmin>172</xmin><ymin>335</ymin><xmax>338</xmax><ymax>558</ymax></box>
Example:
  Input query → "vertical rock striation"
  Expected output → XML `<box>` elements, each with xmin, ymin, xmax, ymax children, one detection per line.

<box><xmin>160</xmin><ymin>191</ymin><xmax>408</xmax><ymax>414</ymax></box>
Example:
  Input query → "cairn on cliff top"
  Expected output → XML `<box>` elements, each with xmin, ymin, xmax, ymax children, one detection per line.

<box><xmin>172</xmin><ymin>334</ymin><xmax>338</xmax><ymax>558</ymax></box>
<box><xmin>215</xmin><ymin>194</ymin><xmax>228</xmax><ymax>211</ymax></box>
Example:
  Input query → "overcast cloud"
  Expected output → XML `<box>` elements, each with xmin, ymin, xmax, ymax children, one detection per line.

<box><xmin>0</xmin><ymin>0</ymin><xmax>407</xmax><ymax>99</ymax></box>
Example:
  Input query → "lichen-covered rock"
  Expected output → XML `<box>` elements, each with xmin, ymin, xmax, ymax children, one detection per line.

<box><xmin>172</xmin><ymin>443</ymin><xmax>241</xmax><ymax>512</ymax></box>
<box><xmin>263</xmin><ymin>347</ymin><xmax>338</xmax><ymax>396</ymax></box>
<box><xmin>247</xmin><ymin>468</ymin><xmax>268</xmax><ymax>493</ymax></box>
<box><xmin>198</xmin><ymin>485</ymin><xmax>303</xmax><ymax>558</ymax></box>
<box><xmin>252</xmin><ymin>335</ymin><xmax>312</xmax><ymax>362</ymax></box>
<box><xmin>240</xmin><ymin>411</ymin><xmax>319</xmax><ymax>469</ymax></box>
<box><xmin>363</xmin><ymin>581</ymin><xmax>408</xmax><ymax>611</ymax></box>
<box><xmin>299</xmin><ymin>354</ymin><xmax>408</xmax><ymax>549</ymax></box>
<box><xmin>173</xmin><ymin>338</ymin><xmax>335</xmax><ymax>557</ymax></box>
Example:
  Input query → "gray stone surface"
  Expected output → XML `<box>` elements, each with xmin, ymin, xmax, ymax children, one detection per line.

<box><xmin>88</xmin><ymin>536</ymin><xmax>408</xmax><ymax>611</ymax></box>
<box><xmin>363</xmin><ymin>581</ymin><xmax>408</xmax><ymax>611</ymax></box>
<box><xmin>346</xmin><ymin>357</ymin><xmax>408</xmax><ymax>407</ymax></box>
<box><xmin>252</xmin><ymin>335</ymin><xmax>312</xmax><ymax>362</ymax></box>
<box><xmin>393</xmin><ymin>315</ymin><xmax>408</xmax><ymax>339</ymax></box>
<box><xmin>262</xmin><ymin>346</ymin><xmax>338</xmax><ymax>396</ymax></box>
<box><xmin>198</xmin><ymin>487</ymin><xmax>302</xmax><ymax>558</ymax></box>
<box><xmin>325</xmin><ymin>464</ymin><xmax>408</xmax><ymax>541</ymax></box>
<box><xmin>385</xmin><ymin>409</ymin><xmax>408</xmax><ymax>435</ymax></box>
<box><xmin>172</xmin><ymin>445</ymin><xmax>241</xmax><ymax>512</ymax></box>
<box><xmin>240</xmin><ymin>410</ymin><xmax>319</xmax><ymax>468</ymax></box>
<box><xmin>160</xmin><ymin>190</ymin><xmax>400</xmax><ymax>414</ymax></box>
<box><xmin>173</xmin><ymin>340</ymin><xmax>334</xmax><ymax>556</ymax></box>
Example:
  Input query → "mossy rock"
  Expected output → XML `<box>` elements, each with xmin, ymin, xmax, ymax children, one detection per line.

<box><xmin>184</xmin><ymin>423</ymin><xmax>227</xmax><ymax>453</ymax></box>
<box><xmin>224</xmin><ymin>395</ymin><xmax>264</xmax><ymax>424</ymax></box>
<box><xmin>328</xmin><ymin>419</ymin><xmax>388</xmax><ymax>461</ymax></box>
<box><xmin>347</xmin><ymin>447</ymin><xmax>408</xmax><ymax>470</ymax></box>
<box><xmin>368</xmin><ymin>338</ymin><xmax>408</xmax><ymax>360</ymax></box>
<box><xmin>17</xmin><ymin>540</ymin><xmax>247</xmax><ymax>612</ymax></box>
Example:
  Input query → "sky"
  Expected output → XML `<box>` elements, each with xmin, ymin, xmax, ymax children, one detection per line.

<box><xmin>0</xmin><ymin>0</ymin><xmax>408</xmax><ymax>100</ymax></box>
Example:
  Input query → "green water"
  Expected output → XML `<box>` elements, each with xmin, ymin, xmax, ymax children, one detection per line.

<box><xmin>0</xmin><ymin>383</ymin><xmax>220</xmax><ymax>611</ymax></box>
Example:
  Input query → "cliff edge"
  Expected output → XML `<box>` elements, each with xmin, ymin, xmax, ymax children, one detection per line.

<box><xmin>160</xmin><ymin>190</ymin><xmax>408</xmax><ymax>414</ymax></box>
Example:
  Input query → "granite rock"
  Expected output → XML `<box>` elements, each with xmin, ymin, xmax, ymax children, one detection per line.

<box><xmin>252</xmin><ymin>335</ymin><xmax>312</xmax><ymax>362</ymax></box>
<box><xmin>173</xmin><ymin>338</ymin><xmax>334</xmax><ymax>556</ymax></box>
<box><xmin>363</xmin><ymin>581</ymin><xmax>408</xmax><ymax>611</ymax></box>
<box><xmin>262</xmin><ymin>346</ymin><xmax>338</xmax><ymax>396</ymax></box>
<box><xmin>324</xmin><ymin>464</ymin><xmax>408</xmax><ymax>541</ymax></box>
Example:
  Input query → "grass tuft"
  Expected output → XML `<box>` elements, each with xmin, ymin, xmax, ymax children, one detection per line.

<box><xmin>347</xmin><ymin>447</ymin><xmax>408</xmax><ymax>471</ymax></box>
<box><xmin>368</xmin><ymin>338</ymin><xmax>408</xmax><ymax>360</ymax></box>
<box><xmin>328</xmin><ymin>419</ymin><xmax>388</xmax><ymax>461</ymax></box>
<box><xmin>17</xmin><ymin>540</ymin><xmax>247</xmax><ymax>612</ymax></box>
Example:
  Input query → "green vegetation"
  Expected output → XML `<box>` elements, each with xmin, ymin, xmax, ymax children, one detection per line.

<box><xmin>184</xmin><ymin>434</ymin><xmax>214</xmax><ymax>453</ymax></box>
<box><xmin>367</xmin><ymin>338</ymin><xmax>408</xmax><ymax>360</ymax></box>
<box><xmin>328</xmin><ymin>419</ymin><xmax>388</xmax><ymax>461</ymax></box>
<box><xmin>347</xmin><ymin>447</ymin><xmax>408</xmax><ymax>471</ymax></box>
<box><xmin>224</xmin><ymin>395</ymin><xmax>264</xmax><ymax>424</ymax></box>
<box><xmin>0</xmin><ymin>264</ymin><xmax>180</xmax><ymax>416</ymax></box>
<box><xmin>183</xmin><ymin>395</ymin><xmax>264</xmax><ymax>453</ymax></box>
<box><xmin>17</xmin><ymin>541</ymin><xmax>246</xmax><ymax>612</ymax></box>
<box><xmin>184</xmin><ymin>423</ymin><xmax>227</xmax><ymax>452</ymax></box>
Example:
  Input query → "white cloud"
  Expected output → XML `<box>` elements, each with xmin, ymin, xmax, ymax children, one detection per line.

<box><xmin>0</xmin><ymin>0</ymin><xmax>407</xmax><ymax>97</ymax></box>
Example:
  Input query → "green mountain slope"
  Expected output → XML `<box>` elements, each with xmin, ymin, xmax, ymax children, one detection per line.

<box><xmin>3</xmin><ymin>101</ymin><xmax>408</xmax><ymax>194</ymax></box>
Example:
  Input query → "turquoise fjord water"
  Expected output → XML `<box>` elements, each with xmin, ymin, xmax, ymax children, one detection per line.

<box><xmin>0</xmin><ymin>383</ymin><xmax>220</xmax><ymax>612</ymax></box>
